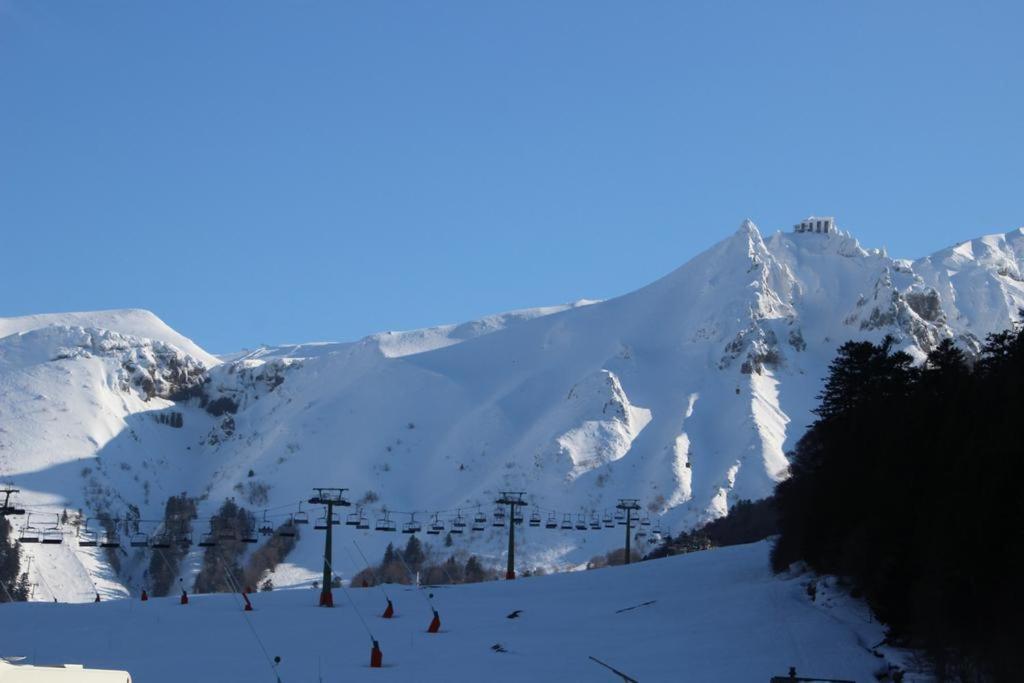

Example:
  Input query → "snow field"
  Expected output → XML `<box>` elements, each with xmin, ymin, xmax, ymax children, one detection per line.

<box><xmin>0</xmin><ymin>542</ymin><xmax>892</xmax><ymax>682</ymax></box>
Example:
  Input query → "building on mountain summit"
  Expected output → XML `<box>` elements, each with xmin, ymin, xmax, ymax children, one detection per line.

<box><xmin>794</xmin><ymin>216</ymin><xmax>836</xmax><ymax>234</ymax></box>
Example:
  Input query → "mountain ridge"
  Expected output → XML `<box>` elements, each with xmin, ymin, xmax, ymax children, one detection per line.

<box><xmin>2</xmin><ymin>220</ymin><xmax>1021</xmax><ymax>600</ymax></box>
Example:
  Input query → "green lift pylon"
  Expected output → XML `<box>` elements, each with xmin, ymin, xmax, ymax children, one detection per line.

<box><xmin>310</xmin><ymin>488</ymin><xmax>351</xmax><ymax>607</ymax></box>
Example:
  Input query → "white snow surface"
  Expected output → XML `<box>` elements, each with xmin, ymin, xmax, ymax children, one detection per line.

<box><xmin>0</xmin><ymin>541</ymin><xmax>912</xmax><ymax>682</ymax></box>
<box><xmin>1</xmin><ymin>221</ymin><xmax>1022</xmax><ymax>602</ymax></box>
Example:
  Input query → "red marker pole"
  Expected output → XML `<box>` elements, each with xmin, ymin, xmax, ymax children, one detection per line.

<box><xmin>370</xmin><ymin>640</ymin><xmax>383</xmax><ymax>668</ymax></box>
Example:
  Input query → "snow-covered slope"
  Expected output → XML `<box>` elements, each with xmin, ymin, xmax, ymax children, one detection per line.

<box><xmin>2</xmin><ymin>222</ymin><xmax>1022</xmax><ymax>601</ymax></box>
<box><xmin>0</xmin><ymin>541</ymin><xmax>912</xmax><ymax>682</ymax></box>
<box><xmin>0</xmin><ymin>309</ymin><xmax>218</xmax><ymax>367</ymax></box>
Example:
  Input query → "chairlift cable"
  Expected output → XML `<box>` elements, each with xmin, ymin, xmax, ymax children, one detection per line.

<box><xmin>216</xmin><ymin>559</ymin><xmax>283</xmax><ymax>683</ymax></box>
<box><xmin>321</xmin><ymin>555</ymin><xmax>376</xmax><ymax>644</ymax></box>
<box><xmin>349</xmin><ymin>542</ymin><xmax>390</xmax><ymax>602</ymax></box>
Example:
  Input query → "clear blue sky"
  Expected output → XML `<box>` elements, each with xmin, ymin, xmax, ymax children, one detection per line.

<box><xmin>2</xmin><ymin>1</ymin><xmax>1021</xmax><ymax>353</ymax></box>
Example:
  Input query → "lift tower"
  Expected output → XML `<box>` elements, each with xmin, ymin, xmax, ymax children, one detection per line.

<box><xmin>0</xmin><ymin>488</ymin><xmax>25</xmax><ymax>517</ymax></box>
<box><xmin>495</xmin><ymin>492</ymin><xmax>526</xmax><ymax>580</ymax></box>
<box><xmin>616</xmin><ymin>499</ymin><xmax>642</xmax><ymax>565</ymax></box>
<box><xmin>310</xmin><ymin>488</ymin><xmax>350</xmax><ymax>607</ymax></box>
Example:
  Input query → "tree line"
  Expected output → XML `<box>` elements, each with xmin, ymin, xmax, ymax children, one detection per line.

<box><xmin>772</xmin><ymin>326</ymin><xmax>1024</xmax><ymax>681</ymax></box>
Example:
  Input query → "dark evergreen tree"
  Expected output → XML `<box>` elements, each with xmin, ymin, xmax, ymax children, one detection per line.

<box><xmin>402</xmin><ymin>534</ymin><xmax>425</xmax><ymax>572</ymax></box>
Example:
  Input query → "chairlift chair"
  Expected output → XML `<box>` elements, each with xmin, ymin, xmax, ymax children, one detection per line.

<box><xmin>276</xmin><ymin>518</ymin><xmax>297</xmax><ymax>538</ymax></box>
<box><xmin>218</xmin><ymin>527</ymin><xmax>238</xmax><ymax>542</ymax></box>
<box><xmin>129</xmin><ymin>532</ymin><xmax>149</xmax><ymax>548</ymax></box>
<box><xmin>100</xmin><ymin>531</ymin><xmax>121</xmax><ymax>548</ymax></box>
<box><xmin>293</xmin><ymin>503</ymin><xmax>310</xmax><ymax>525</ymax></box>
<box><xmin>78</xmin><ymin>526</ymin><xmax>98</xmax><ymax>548</ymax></box>
<box><xmin>150</xmin><ymin>534</ymin><xmax>172</xmax><ymax>550</ymax></box>
<box><xmin>402</xmin><ymin>514</ymin><xmax>422</xmax><ymax>534</ymax></box>
<box><xmin>513</xmin><ymin>509</ymin><xmax>524</xmax><ymax>525</ymax></box>
<box><xmin>590</xmin><ymin>513</ymin><xmax>601</xmax><ymax>530</ymax></box>
<box><xmin>241</xmin><ymin>528</ymin><xmax>258</xmax><ymax>544</ymax></box>
<box><xmin>635</xmin><ymin>528</ymin><xmax>648</xmax><ymax>540</ymax></box>
<box><xmin>198</xmin><ymin>531</ymin><xmax>217</xmax><ymax>547</ymax></box>
<box><xmin>471</xmin><ymin>511</ymin><xmax>486</xmax><ymax>532</ymax></box>
<box><xmin>492</xmin><ymin>506</ymin><xmax>506</xmax><ymax>528</ymax></box>
<box><xmin>640</xmin><ymin>515</ymin><xmax>652</xmax><ymax>527</ymax></box>
<box><xmin>451</xmin><ymin>512</ymin><xmax>466</xmax><ymax>533</ymax></box>
<box><xmin>560</xmin><ymin>513</ymin><xmax>573</xmax><ymax>530</ymax></box>
<box><xmin>545</xmin><ymin>511</ymin><xmax>558</xmax><ymax>529</ymax></box>
<box><xmin>175</xmin><ymin>531</ymin><xmax>193</xmax><ymax>549</ymax></box>
<box><xmin>428</xmin><ymin>515</ymin><xmax>444</xmax><ymax>535</ymax></box>
<box><xmin>315</xmin><ymin>512</ymin><xmax>340</xmax><ymax>530</ymax></box>
<box><xmin>346</xmin><ymin>510</ymin><xmax>362</xmax><ymax>526</ymax></box>
<box><xmin>41</xmin><ymin>526</ymin><xmax>63</xmax><ymax>544</ymax></box>
<box><xmin>259</xmin><ymin>512</ymin><xmax>274</xmax><ymax>536</ymax></box>
<box><xmin>574</xmin><ymin>513</ymin><xmax>588</xmax><ymax>531</ymax></box>
<box><xmin>615</xmin><ymin>509</ymin><xmax>626</xmax><ymax>525</ymax></box>
<box><xmin>19</xmin><ymin>525</ymin><xmax>40</xmax><ymax>544</ymax></box>
<box><xmin>356</xmin><ymin>515</ymin><xmax>369</xmax><ymax>530</ymax></box>
<box><xmin>375</xmin><ymin>513</ymin><xmax>396</xmax><ymax>532</ymax></box>
<box><xmin>528</xmin><ymin>510</ymin><xmax>541</xmax><ymax>527</ymax></box>
<box><xmin>603</xmin><ymin>510</ymin><xmax>615</xmax><ymax>528</ymax></box>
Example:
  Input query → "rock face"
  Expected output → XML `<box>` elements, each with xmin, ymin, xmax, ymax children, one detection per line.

<box><xmin>1</xmin><ymin>223</ymin><xmax>1022</xmax><ymax>598</ymax></box>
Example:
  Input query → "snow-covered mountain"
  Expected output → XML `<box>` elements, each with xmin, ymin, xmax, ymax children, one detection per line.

<box><xmin>2</xmin><ymin>220</ymin><xmax>1022</xmax><ymax>601</ymax></box>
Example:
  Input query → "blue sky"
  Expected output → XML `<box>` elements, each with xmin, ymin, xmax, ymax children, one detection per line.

<box><xmin>2</xmin><ymin>1</ymin><xmax>1021</xmax><ymax>352</ymax></box>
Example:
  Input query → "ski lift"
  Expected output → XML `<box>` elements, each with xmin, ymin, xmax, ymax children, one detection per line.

<box><xmin>574</xmin><ymin>513</ymin><xmax>588</xmax><ymax>531</ymax></box>
<box><xmin>218</xmin><ymin>526</ymin><xmax>238</xmax><ymax>542</ymax></box>
<box><xmin>198</xmin><ymin>531</ymin><xmax>217</xmax><ymax>547</ymax></box>
<box><xmin>635</xmin><ymin>528</ymin><xmax>648</xmax><ymax>540</ymax></box>
<box><xmin>77</xmin><ymin>523</ymin><xmax>98</xmax><ymax>548</ymax></box>
<box><xmin>314</xmin><ymin>511</ymin><xmax>340</xmax><ymax>530</ymax></box>
<box><xmin>560</xmin><ymin>513</ymin><xmax>573</xmax><ymax>530</ymax></box>
<box><xmin>259</xmin><ymin>511</ymin><xmax>274</xmax><ymax>536</ymax></box>
<box><xmin>41</xmin><ymin>527</ymin><xmax>63</xmax><ymax>544</ymax></box>
<box><xmin>130</xmin><ymin>532</ymin><xmax>149</xmax><ymax>548</ymax></box>
<box><xmin>346</xmin><ymin>509</ymin><xmax>362</xmax><ymax>526</ymax></box>
<box><xmin>150</xmin><ymin>534</ymin><xmax>172</xmax><ymax>550</ymax></box>
<box><xmin>293</xmin><ymin>502</ymin><xmax>310</xmax><ymax>525</ymax></box>
<box><xmin>492</xmin><ymin>506</ymin><xmax>506</xmax><ymax>528</ymax></box>
<box><xmin>545</xmin><ymin>511</ymin><xmax>558</xmax><ymax>529</ymax></box>
<box><xmin>528</xmin><ymin>510</ymin><xmax>541</xmax><ymax>527</ymax></box>
<box><xmin>640</xmin><ymin>514</ymin><xmax>652</xmax><ymax>527</ymax></box>
<box><xmin>615</xmin><ymin>509</ymin><xmax>626</xmax><ymax>525</ymax></box>
<box><xmin>402</xmin><ymin>513</ymin><xmax>422</xmax><ymax>534</ymax></box>
<box><xmin>603</xmin><ymin>510</ymin><xmax>615</xmax><ymax>528</ymax></box>
<box><xmin>652</xmin><ymin>520</ymin><xmax>663</xmax><ymax>536</ymax></box>
<box><xmin>276</xmin><ymin>517</ymin><xmax>297</xmax><ymax>538</ymax></box>
<box><xmin>356</xmin><ymin>514</ymin><xmax>369</xmax><ymax>530</ymax></box>
<box><xmin>513</xmin><ymin>508</ymin><xmax>524</xmax><ymax>525</ymax></box>
<box><xmin>240</xmin><ymin>527</ymin><xmax>258</xmax><ymax>544</ymax></box>
<box><xmin>589</xmin><ymin>513</ymin><xmax>601</xmax><ymax>530</ymax></box>
<box><xmin>375</xmin><ymin>512</ymin><xmax>396</xmax><ymax>532</ymax></box>
<box><xmin>471</xmin><ymin>511</ymin><xmax>486</xmax><ymax>532</ymax></box>
<box><xmin>451</xmin><ymin>511</ymin><xmax>467</xmax><ymax>533</ymax></box>
<box><xmin>19</xmin><ymin>515</ymin><xmax>40</xmax><ymax>544</ymax></box>
<box><xmin>427</xmin><ymin>514</ymin><xmax>444</xmax><ymax>535</ymax></box>
<box><xmin>100</xmin><ymin>529</ymin><xmax>121</xmax><ymax>548</ymax></box>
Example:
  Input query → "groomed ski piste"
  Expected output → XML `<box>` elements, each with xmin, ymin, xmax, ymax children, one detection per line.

<box><xmin>0</xmin><ymin>541</ymin><xmax>913</xmax><ymax>682</ymax></box>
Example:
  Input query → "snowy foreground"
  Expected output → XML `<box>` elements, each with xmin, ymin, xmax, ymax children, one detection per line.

<box><xmin>0</xmin><ymin>542</ymin><xmax>906</xmax><ymax>682</ymax></box>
